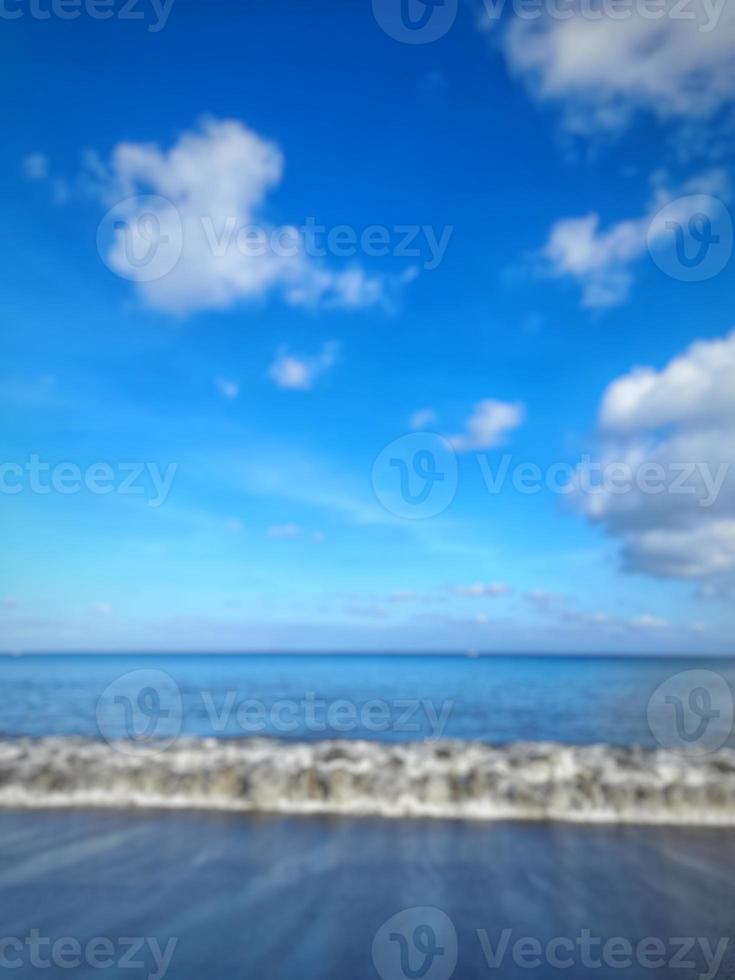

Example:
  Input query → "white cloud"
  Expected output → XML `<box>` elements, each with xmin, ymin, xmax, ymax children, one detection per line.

<box><xmin>525</xmin><ymin>589</ymin><xmax>565</xmax><ymax>610</ymax></box>
<box><xmin>90</xmin><ymin>602</ymin><xmax>113</xmax><ymax>616</ymax></box>
<box><xmin>451</xmin><ymin>582</ymin><xmax>513</xmax><ymax>597</ymax></box>
<box><xmin>574</xmin><ymin>330</ymin><xmax>735</xmax><ymax>592</ymax></box>
<box><xmin>629</xmin><ymin>614</ymin><xmax>670</xmax><ymax>630</ymax></box>
<box><xmin>344</xmin><ymin>606</ymin><xmax>387</xmax><ymax>619</ymax></box>
<box><xmin>266</xmin><ymin>524</ymin><xmax>303</xmax><ymax>539</ymax></box>
<box><xmin>542</xmin><ymin>211</ymin><xmax>646</xmax><ymax>309</ymax></box>
<box><xmin>449</xmin><ymin>399</ymin><xmax>524</xmax><ymax>452</ymax></box>
<box><xmin>540</xmin><ymin>171</ymin><xmax>730</xmax><ymax>308</ymax></box>
<box><xmin>96</xmin><ymin>118</ymin><xmax>385</xmax><ymax>316</ymax></box>
<box><xmin>268</xmin><ymin>341</ymin><xmax>338</xmax><ymax>391</ymax></box>
<box><xmin>215</xmin><ymin>376</ymin><xmax>239</xmax><ymax>400</ymax></box>
<box><xmin>22</xmin><ymin>153</ymin><xmax>49</xmax><ymax>180</ymax></box>
<box><xmin>527</xmin><ymin>592</ymin><xmax>670</xmax><ymax>631</ymax></box>
<box><xmin>500</xmin><ymin>2</ymin><xmax>735</xmax><ymax>136</ymax></box>
<box><xmin>409</xmin><ymin>408</ymin><xmax>437</xmax><ymax>429</ymax></box>
<box><xmin>600</xmin><ymin>328</ymin><xmax>735</xmax><ymax>431</ymax></box>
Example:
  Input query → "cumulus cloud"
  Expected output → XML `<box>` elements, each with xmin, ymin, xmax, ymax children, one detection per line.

<box><xmin>499</xmin><ymin>1</ymin><xmax>735</xmax><ymax>136</ymax></box>
<box><xmin>268</xmin><ymin>341</ymin><xmax>338</xmax><ymax>390</ymax></box>
<box><xmin>600</xmin><ymin>326</ymin><xmax>735</xmax><ymax>430</ymax></box>
<box><xmin>574</xmin><ymin>331</ymin><xmax>735</xmax><ymax>593</ymax></box>
<box><xmin>94</xmin><ymin>118</ymin><xmax>385</xmax><ymax>316</ymax></box>
<box><xmin>540</xmin><ymin>170</ymin><xmax>729</xmax><ymax>308</ymax></box>
<box><xmin>449</xmin><ymin>399</ymin><xmax>525</xmax><ymax>452</ymax></box>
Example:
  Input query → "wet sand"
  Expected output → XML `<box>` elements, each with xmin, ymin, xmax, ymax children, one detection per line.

<box><xmin>0</xmin><ymin>809</ymin><xmax>734</xmax><ymax>979</ymax></box>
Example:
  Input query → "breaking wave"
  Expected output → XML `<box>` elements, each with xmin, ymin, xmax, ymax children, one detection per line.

<box><xmin>0</xmin><ymin>737</ymin><xmax>734</xmax><ymax>825</ymax></box>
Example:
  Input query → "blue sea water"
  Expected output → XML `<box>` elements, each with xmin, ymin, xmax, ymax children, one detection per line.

<box><xmin>2</xmin><ymin>654</ymin><xmax>734</xmax><ymax>822</ymax></box>
<box><xmin>2</xmin><ymin>654</ymin><xmax>735</xmax><ymax>980</ymax></box>
<box><xmin>0</xmin><ymin>652</ymin><xmax>733</xmax><ymax>747</ymax></box>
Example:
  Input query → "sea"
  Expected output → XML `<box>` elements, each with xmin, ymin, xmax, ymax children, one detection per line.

<box><xmin>0</xmin><ymin>653</ymin><xmax>734</xmax><ymax>979</ymax></box>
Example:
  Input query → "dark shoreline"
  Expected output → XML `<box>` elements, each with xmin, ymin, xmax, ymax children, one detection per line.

<box><xmin>1</xmin><ymin>809</ymin><xmax>734</xmax><ymax>979</ymax></box>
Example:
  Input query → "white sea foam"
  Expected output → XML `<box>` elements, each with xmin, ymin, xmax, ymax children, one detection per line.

<box><xmin>0</xmin><ymin>737</ymin><xmax>734</xmax><ymax>825</ymax></box>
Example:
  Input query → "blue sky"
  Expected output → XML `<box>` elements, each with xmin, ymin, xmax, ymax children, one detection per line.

<box><xmin>1</xmin><ymin>0</ymin><xmax>735</xmax><ymax>652</ymax></box>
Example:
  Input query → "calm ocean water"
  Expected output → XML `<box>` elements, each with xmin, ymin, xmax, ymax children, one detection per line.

<box><xmin>1</xmin><ymin>652</ymin><xmax>734</xmax><ymax>746</ymax></box>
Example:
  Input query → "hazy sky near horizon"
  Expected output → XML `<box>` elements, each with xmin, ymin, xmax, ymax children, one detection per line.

<box><xmin>2</xmin><ymin>0</ymin><xmax>735</xmax><ymax>652</ymax></box>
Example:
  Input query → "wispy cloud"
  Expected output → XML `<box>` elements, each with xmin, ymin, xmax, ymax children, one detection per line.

<box><xmin>215</xmin><ymin>376</ymin><xmax>239</xmax><ymax>400</ymax></box>
<box><xmin>268</xmin><ymin>341</ymin><xmax>338</xmax><ymax>391</ymax></box>
<box><xmin>409</xmin><ymin>407</ymin><xmax>437</xmax><ymax>429</ymax></box>
<box><xmin>450</xmin><ymin>582</ymin><xmax>513</xmax><ymax>598</ymax></box>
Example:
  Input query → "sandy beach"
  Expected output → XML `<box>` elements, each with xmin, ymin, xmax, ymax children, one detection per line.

<box><xmin>2</xmin><ymin>808</ymin><xmax>734</xmax><ymax>979</ymax></box>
